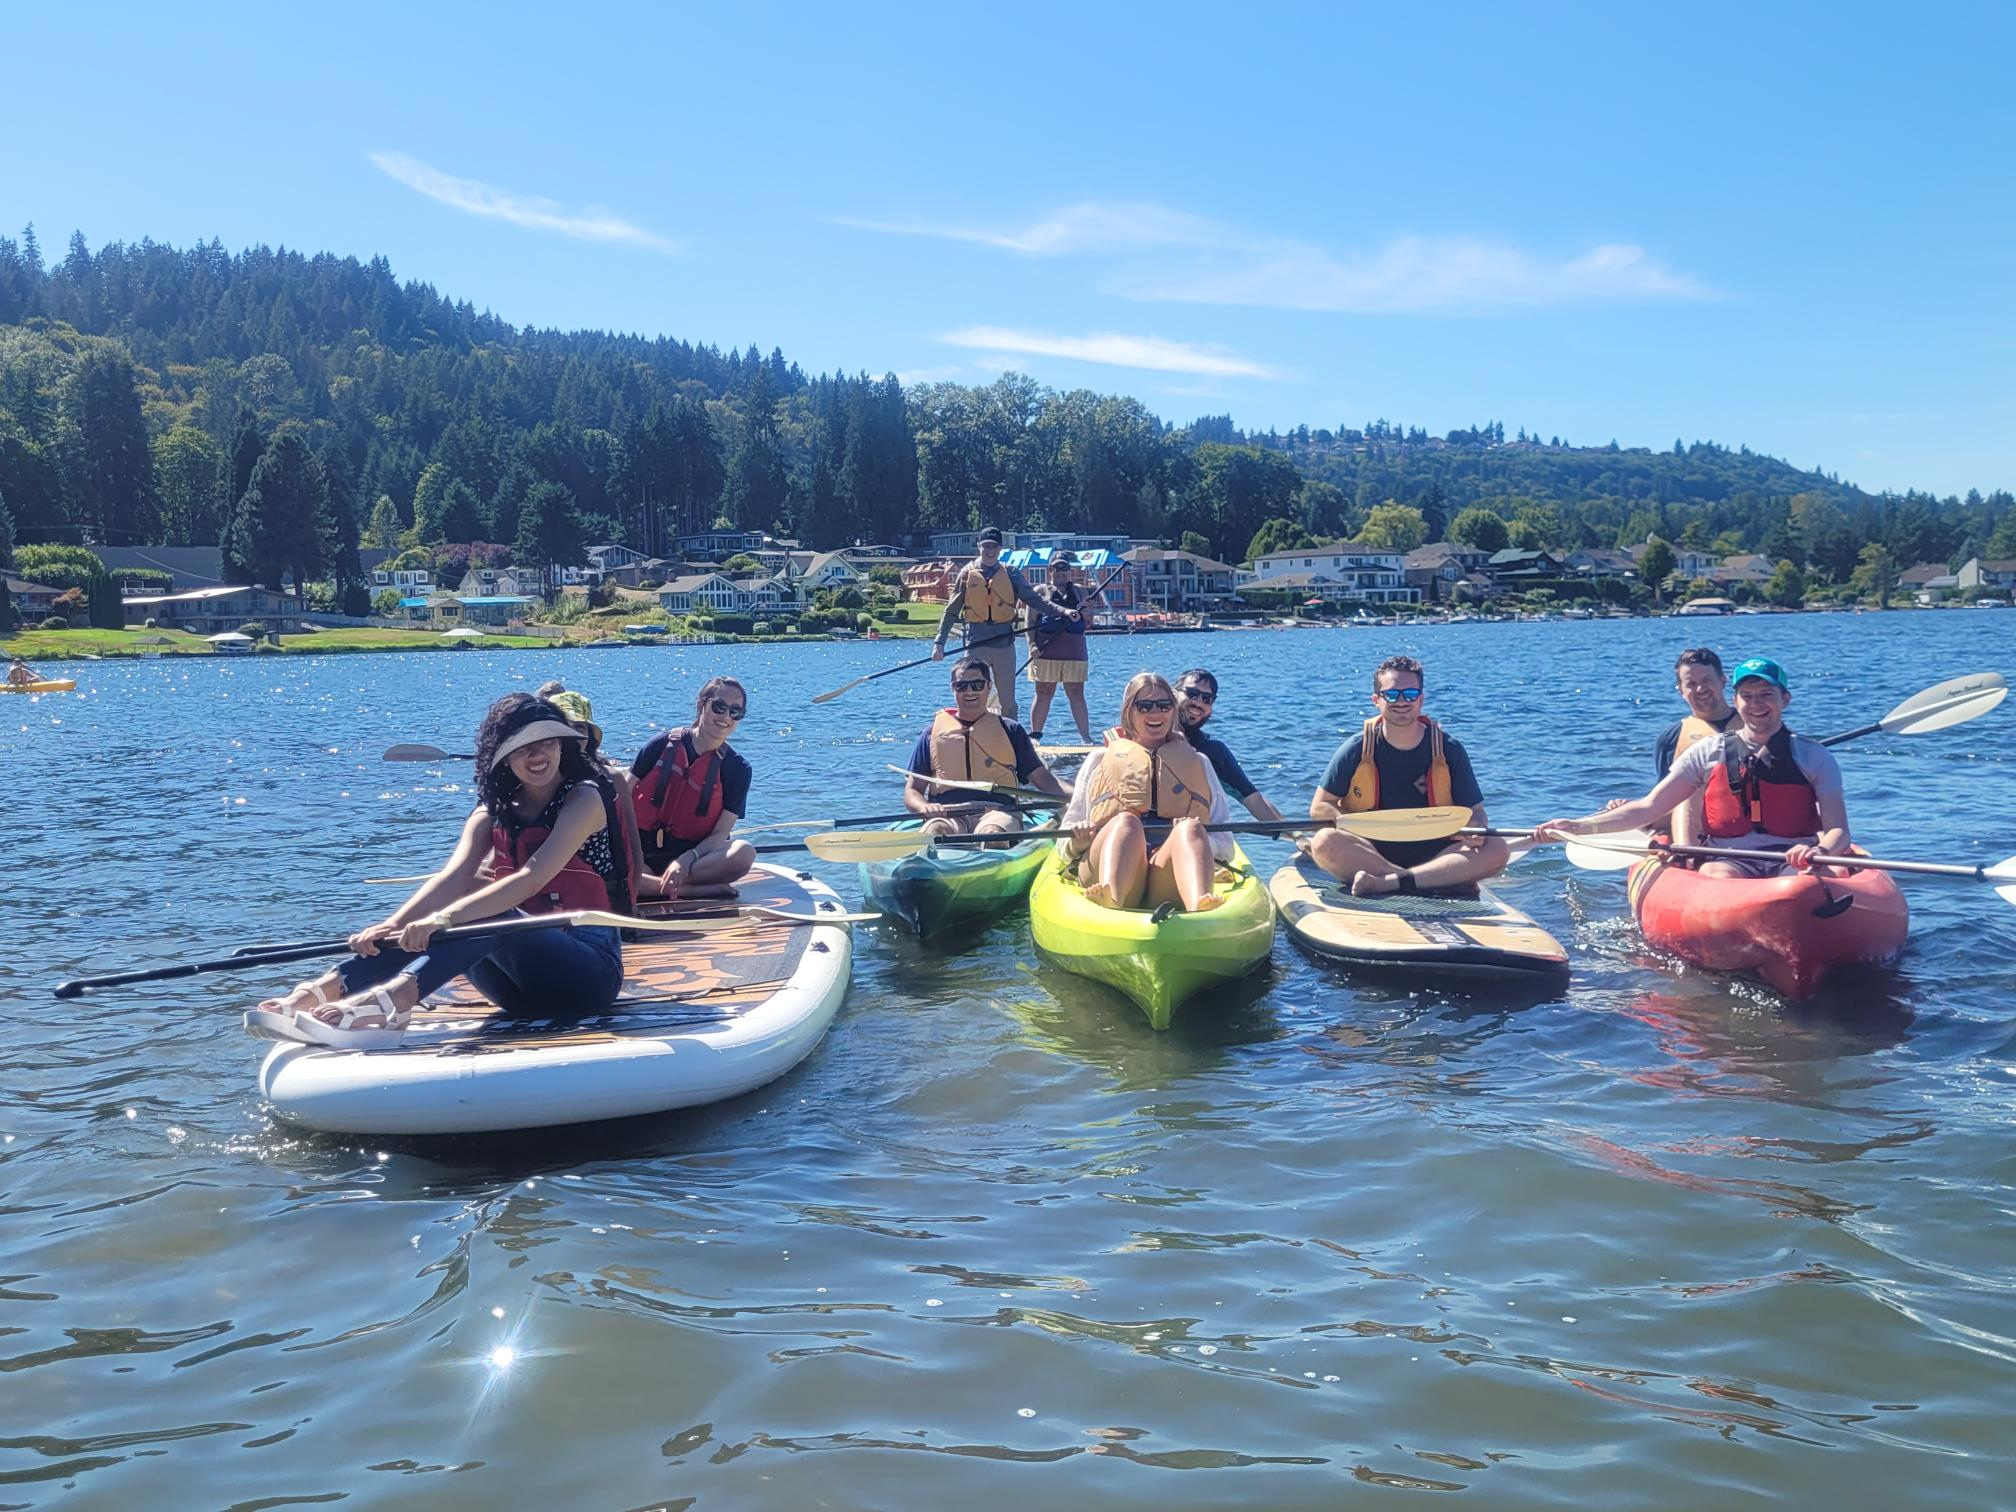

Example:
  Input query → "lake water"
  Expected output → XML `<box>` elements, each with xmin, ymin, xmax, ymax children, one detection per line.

<box><xmin>5</xmin><ymin>613</ymin><xmax>2015</xmax><ymax>1509</ymax></box>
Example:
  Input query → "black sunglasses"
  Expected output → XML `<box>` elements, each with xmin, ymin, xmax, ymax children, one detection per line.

<box><xmin>1177</xmin><ymin>685</ymin><xmax>1216</xmax><ymax>703</ymax></box>
<box><xmin>708</xmin><ymin>698</ymin><xmax>746</xmax><ymax>720</ymax></box>
<box><xmin>1133</xmin><ymin>696</ymin><xmax>1176</xmax><ymax>713</ymax></box>
<box><xmin>951</xmin><ymin>677</ymin><xmax>989</xmax><ymax>692</ymax></box>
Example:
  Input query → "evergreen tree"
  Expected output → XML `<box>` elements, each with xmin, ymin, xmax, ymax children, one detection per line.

<box><xmin>227</xmin><ymin>405</ymin><xmax>263</xmax><ymax>518</ymax></box>
<box><xmin>723</xmin><ymin>363</ymin><xmax>789</xmax><ymax>530</ymax></box>
<box><xmin>0</xmin><ymin>486</ymin><xmax>13</xmax><ymax>566</ymax></box>
<box><xmin>363</xmin><ymin>494</ymin><xmax>402</xmax><ymax>548</ymax></box>
<box><xmin>512</xmin><ymin>480</ymin><xmax>586</xmax><ymax>597</ymax></box>
<box><xmin>224</xmin><ymin>430</ymin><xmax>326</xmax><ymax>590</ymax></box>
<box><xmin>65</xmin><ymin>346</ymin><xmax>159</xmax><ymax>544</ymax></box>
<box><xmin>1638</xmin><ymin>537</ymin><xmax>1678</xmax><ymax>604</ymax></box>
<box><xmin>319</xmin><ymin>444</ymin><xmax>368</xmax><ymax>613</ymax></box>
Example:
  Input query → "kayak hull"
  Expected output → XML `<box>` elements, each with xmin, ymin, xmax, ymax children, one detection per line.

<box><xmin>1627</xmin><ymin>856</ymin><xmax>1909</xmax><ymax>998</ymax></box>
<box><xmin>1028</xmin><ymin>841</ymin><xmax>1274</xmax><ymax>1029</ymax></box>
<box><xmin>859</xmin><ymin>819</ymin><xmax>1054</xmax><ymax>939</ymax></box>
<box><xmin>1</xmin><ymin>679</ymin><xmax>74</xmax><ymax>693</ymax></box>
<box><xmin>1269</xmin><ymin>855</ymin><xmax>1568</xmax><ymax>984</ymax></box>
<box><xmin>258</xmin><ymin>864</ymin><xmax>852</xmax><ymax>1134</ymax></box>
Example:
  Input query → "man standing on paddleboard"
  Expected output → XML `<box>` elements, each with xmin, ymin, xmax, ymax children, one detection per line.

<box><xmin>932</xmin><ymin>527</ymin><xmax>1045</xmax><ymax>721</ymax></box>
<box><xmin>1535</xmin><ymin>656</ymin><xmax>1853</xmax><ymax>877</ymax></box>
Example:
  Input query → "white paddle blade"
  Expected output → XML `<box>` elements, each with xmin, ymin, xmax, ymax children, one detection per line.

<box><xmin>801</xmin><ymin>830</ymin><xmax>935</xmax><ymax>863</ymax></box>
<box><xmin>1987</xmin><ymin>855</ymin><xmax>2016</xmax><ymax>907</ymax></box>
<box><xmin>1563</xmin><ymin>829</ymin><xmax>1656</xmax><ymax>870</ymax></box>
<box><xmin>1881</xmin><ymin>672</ymin><xmax>2007</xmax><ymax>735</ymax></box>
<box><xmin>1037</xmin><ymin>745</ymin><xmax>1097</xmax><ymax>759</ymax></box>
<box><xmin>382</xmin><ymin>743</ymin><xmax>457</xmax><ymax>762</ymax></box>
<box><xmin>1332</xmin><ymin>805</ymin><xmax>1472</xmax><ymax>843</ymax></box>
<box><xmin>810</xmin><ymin>677</ymin><xmax>867</xmax><ymax>705</ymax></box>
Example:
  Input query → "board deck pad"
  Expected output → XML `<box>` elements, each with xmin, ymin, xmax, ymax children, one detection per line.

<box><xmin>399</xmin><ymin>869</ymin><xmax>838</xmax><ymax>1053</ymax></box>
<box><xmin>1270</xmin><ymin>855</ymin><xmax>1568</xmax><ymax>978</ymax></box>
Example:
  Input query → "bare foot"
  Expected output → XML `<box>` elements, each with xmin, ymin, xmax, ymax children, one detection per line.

<box><xmin>1350</xmin><ymin>870</ymin><xmax>1401</xmax><ymax>897</ymax></box>
<box><xmin>1190</xmin><ymin>892</ymin><xmax>1226</xmax><ymax>912</ymax></box>
<box><xmin>1084</xmin><ymin>881</ymin><xmax>1119</xmax><ymax>908</ymax></box>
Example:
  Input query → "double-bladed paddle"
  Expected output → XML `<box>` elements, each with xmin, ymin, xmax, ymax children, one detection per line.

<box><xmin>52</xmin><ymin>903</ymin><xmax>872</xmax><ymax>999</ymax></box>
<box><xmin>383</xmin><ymin>743</ymin><xmax>474</xmax><ymax>762</ymax></box>
<box><xmin>1553</xmin><ymin>828</ymin><xmax>2016</xmax><ymax>903</ymax></box>
<box><xmin>886</xmin><ymin>765</ymin><xmax>1069</xmax><ymax>805</ymax></box>
<box><xmin>1816</xmin><ymin>671</ymin><xmax>2007</xmax><ymax>747</ymax></box>
<box><xmin>799</xmin><ymin>804</ymin><xmax>1473</xmax><ymax>863</ymax></box>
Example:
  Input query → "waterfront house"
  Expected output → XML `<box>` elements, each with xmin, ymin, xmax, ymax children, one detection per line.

<box><xmin>656</xmin><ymin>573</ymin><xmax>792</xmax><ymax>615</ymax></box>
<box><xmin>1563</xmin><ymin>547</ymin><xmax>1637</xmax><ymax>580</ymax></box>
<box><xmin>122</xmin><ymin>584</ymin><xmax>306</xmax><ymax>632</ymax></box>
<box><xmin>672</xmin><ymin>529</ymin><xmax>768</xmax><ymax>561</ymax></box>
<box><xmin>453</xmin><ymin>595</ymin><xmax>537</xmax><ymax>628</ymax></box>
<box><xmin>1404</xmin><ymin>544</ymin><xmax>1490</xmax><ymax>600</ymax></box>
<box><xmin>1241</xmin><ymin>542</ymin><xmax>1419</xmax><ymax>604</ymax></box>
<box><xmin>6</xmin><ymin>576</ymin><xmax>61</xmax><ymax>620</ymax></box>
<box><xmin>1124</xmin><ymin>547</ymin><xmax>1239</xmax><ymax>611</ymax></box>
<box><xmin>95</xmin><ymin>545</ymin><xmax>229</xmax><ymax>592</ymax></box>
<box><xmin>1955</xmin><ymin>558</ymin><xmax>2016</xmax><ymax>593</ymax></box>
<box><xmin>1899</xmin><ymin>562</ymin><xmax>1956</xmax><ymax>604</ymax></box>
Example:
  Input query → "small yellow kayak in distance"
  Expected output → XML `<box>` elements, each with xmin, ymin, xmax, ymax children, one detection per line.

<box><xmin>1</xmin><ymin>679</ymin><xmax>76</xmax><ymax>694</ymax></box>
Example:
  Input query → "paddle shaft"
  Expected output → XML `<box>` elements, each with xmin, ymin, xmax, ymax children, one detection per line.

<box><xmin>810</xmin><ymin>648</ymin><xmax>941</xmax><ymax>705</ymax></box>
<box><xmin>1581</xmin><ymin>839</ymin><xmax>2010</xmax><ymax>881</ymax></box>
<box><xmin>1017</xmin><ymin>561</ymin><xmax>1129</xmax><ymax>675</ymax></box>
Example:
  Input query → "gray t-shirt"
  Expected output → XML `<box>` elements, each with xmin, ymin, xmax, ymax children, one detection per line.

<box><xmin>1670</xmin><ymin>729</ymin><xmax>1841</xmax><ymax>847</ymax></box>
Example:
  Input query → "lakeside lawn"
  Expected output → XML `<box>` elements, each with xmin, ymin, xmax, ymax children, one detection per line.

<box><xmin>0</xmin><ymin>625</ymin><xmax>559</xmax><ymax>661</ymax></box>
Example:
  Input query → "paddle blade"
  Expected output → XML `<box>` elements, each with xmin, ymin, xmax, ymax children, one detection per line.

<box><xmin>1880</xmin><ymin>671</ymin><xmax>2007</xmax><ymax>736</ymax></box>
<box><xmin>1332</xmin><ymin>805</ymin><xmax>1471</xmax><ymax>843</ymax></box>
<box><xmin>1037</xmin><ymin>745</ymin><xmax>1097</xmax><ymax>759</ymax></box>
<box><xmin>801</xmin><ymin>830</ymin><xmax>936</xmax><ymax>862</ymax></box>
<box><xmin>1563</xmin><ymin>829</ymin><xmax>1656</xmax><ymax>870</ymax></box>
<box><xmin>1988</xmin><ymin>854</ymin><xmax>2016</xmax><ymax>908</ymax></box>
<box><xmin>382</xmin><ymin>743</ymin><xmax>463</xmax><ymax>762</ymax></box>
<box><xmin>810</xmin><ymin>676</ymin><xmax>867</xmax><ymax>705</ymax></box>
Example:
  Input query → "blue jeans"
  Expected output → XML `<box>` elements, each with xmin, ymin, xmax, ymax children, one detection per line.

<box><xmin>336</xmin><ymin>917</ymin><xmax>625</xmax><ymax>1018</ymax></box>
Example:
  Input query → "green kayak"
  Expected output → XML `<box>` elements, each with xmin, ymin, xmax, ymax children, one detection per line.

<box><xmin>859</xmin><ymin>818</ymin><xmax>1055</xmax><ymax>940</ymax></box>
<box><xmin>1028</xmin><ymin>841</ymin><xmax>1274</xmax><ymax>1028</ymax></box>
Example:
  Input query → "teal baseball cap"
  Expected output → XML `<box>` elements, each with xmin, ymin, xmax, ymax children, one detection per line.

<box><xmin>1729</xmin><ymin>656</ymin><xmax>1790</xmax><ymax>691</ymax></box>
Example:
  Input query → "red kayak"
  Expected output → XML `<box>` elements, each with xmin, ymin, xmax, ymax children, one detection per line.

<box><xmin>1626</xmin><ymin>856</ymin><xmax>1909</xmax><ymax>998</ymax></box>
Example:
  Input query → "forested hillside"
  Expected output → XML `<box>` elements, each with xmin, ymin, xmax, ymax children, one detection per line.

<box><xmin>1</xmin><ymin>228</ymin><xmax>2011</xmax><ymax>597</ymax></box>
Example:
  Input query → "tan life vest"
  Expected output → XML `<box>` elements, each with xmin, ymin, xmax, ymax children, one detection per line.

<box><xmin>962</xmin><ymin>564</ymin><xmax>1019</xmax><ymax>624</ymax></box>
<box><xmin>927</xmin><ymin>708</ymin><xmax>1019</xmax><ymax>784</ymax></box>
<box><xmin>1341</xmin><ymin>717</ymin><xmax>1452</xmax><ymax>812</ymax></box>
<box><xmin>1669</xmin><ymin>711</ymin><xmax>1733</xmax><ymax>845</ymax></box>
<box><xmin>1086</xmin><ymin>736</ymin><xmax>1214</xmax><ymax>828</ymax></box>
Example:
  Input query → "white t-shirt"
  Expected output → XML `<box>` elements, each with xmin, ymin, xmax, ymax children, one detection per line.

<box><xmin>1669</xmin><ymin>728</ymin><xmax>1842</xmax><ymax>848</ymax></box>
<box><xmin>1064</xmin><ymin>746</ymin><xmax>1235</xmax><ymax>862</ymax></box>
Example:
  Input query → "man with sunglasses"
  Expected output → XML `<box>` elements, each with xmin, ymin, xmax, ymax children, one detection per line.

<box><xmin>903</xmin><ymin>656</ymin><xmax>1071</xmax><ymax>836</ymax></box>
<box><xmin>931</xmin><ymin>526</ymin><xmax>1045</xmax><ymax>721</ymax></box>
<box><xmin>1308</xmin><ymin>655</ymin><xmax>1509</xmax><ymax>896</ymax></box>
<box><xmin>1174</xmin><ymin>669</ymin><xmax>1285</xmax><ymax>823</ymax></box>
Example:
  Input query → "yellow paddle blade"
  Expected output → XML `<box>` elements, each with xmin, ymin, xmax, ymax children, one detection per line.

<box><xmin>1331</xmin><ymin>805</ymin><xmax>1471</xmax><ymax>843</ymax></box>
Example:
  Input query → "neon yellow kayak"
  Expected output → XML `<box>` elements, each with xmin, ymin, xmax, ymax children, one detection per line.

<box><xmin>1028</xmin><ymin>840</ymin><xmax>1274</xmax><ymax>1028</ymax></box>
<box><xmin>1</xmin><ymin>679</ymin><xmax>74</xmax><ymax>693</ymax></box>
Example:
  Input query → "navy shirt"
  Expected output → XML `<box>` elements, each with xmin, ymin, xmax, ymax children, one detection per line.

<box><xmin>1655</xmin><ymin>711</ymin><xmax>1737</xmax><ymax>778</ymax></box>
<box><xmin>1320</xmin><ymin>725</ymin><xmax>1484</xmax><ymax>867</ymax></box>
<box><xmin>1185</xmin><ymin>726</ymin><xmax>1258</xmax><ymax>802</ymax></box>
<box><xmin>906</xmin><ymin>716</ymin><xmax>1043</xmax><ymax>808</ymax></box>
<box><xmin>630</xmin><ymin>732</ymin><xmax>752</xmax><ymax>819</ymax></box>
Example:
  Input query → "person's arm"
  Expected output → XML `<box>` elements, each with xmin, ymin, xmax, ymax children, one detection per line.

<box><xmin>1310</xmin><ymin>741</ymin><xmax>1357</xmax><ymax>821</ymax></box>
<box><xmin>400</xmin><ymin>787</ymin><xmax>608</xmax><ymax>948</ymax></box>
<box><xmin>1007</xmin><ymin>722</ymin><xmax>1072</xmax><ymax>800</ymax></box>
<box><xmin>1008</xmin><ymin>568</ymin><xmax>1047</xmax><ymax>610</ymax></box>
<box><xmin>902</xmin><ymin>733</ymin><xmax>954</xmax><ymax>817</ymax></box>
<box><xmin>1060</xmin><ymin>751</ymin><xmax>1100</xmax><ymax>857</ymax></box>
<box><xmin>1786</xmin><ymin>743</ymin><xmax>1851</xmax><ymax>866</ymax></box>
<box><xmin>351</xmin><ymin>807</ymin><xmax>493</xmax><ymax>952</ymax></box>
<box><xmin>611</xmin><ymin>766</ymin><xmax>653</xmax><ymax>898</ymax></box>
<box><xmin>932</xmin><ymin>569</ymin><xmax>968</xmax><ymax>652</ymax></box>
<box><xmin>686</xmin><ymin>756</ymin><xmax>753</xmax><ymax>859</ymax></box>
<box><xmin>1532</xmin><ymin>767</ymin><xmax>1701</xmax><ymax>841</ymax></box>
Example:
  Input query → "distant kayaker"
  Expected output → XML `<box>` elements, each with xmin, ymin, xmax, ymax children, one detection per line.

<box><xmin>904</xmin><ymin>656</ymin><xmax>1071</xmax><ymax>836</ymax></box>
<box><xmin>1061</xmin><ymin>671</ymin><xmax>1232</xmax><ymax>913</ymax></box>
<box><xmin>1534</xmin><ymin>657</ymin><xmax>1851</xmax><ymax>876</ymax></box>
<box><xmin>539</xmin><ymin>684</ymin><xmax>651</xmax><ymax>900</ymax></box>
<box><xmin>1307</xmin><ymin>655</ymin><xmax>1511</xmax><ymax>897</ymax></box>
<box><xmin>6</xmin><ymin>657</ymin><xmax>42</xmax><ymax>687</ymax></box>
<box><xmin>931</xmin><ymin>527</ymin><xmax>1044</xmax><ymax>721</ymax></box>
<box><xmin>1175</xmin><ymin>668</ymin><xmax>1285</xmax><ymax>823</ymax></box>
<box><xmin>245</xmin><ymin>693</ymin><xmax>632</xmax><ymax>1048</ymax></box>
<box><xmin>629</xmin><ymin>676</ymin><xmax>757</xmax><ymax>898</ymax></box>
<box><xmin>1026</xmin><ymin>552</ymin><xmax>1102</xmax><ymax>743</ymax></box>
<box><xmin>1656</xmin><ymin>648</ymin><xmax>1737</xmax><ymax>846</ymax></box>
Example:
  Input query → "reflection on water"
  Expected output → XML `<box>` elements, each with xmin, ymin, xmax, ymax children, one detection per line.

<box><xmin>3</xmin><ymin>620</ymin><xmax>2014</xmax><ymax>1506</ymax></box>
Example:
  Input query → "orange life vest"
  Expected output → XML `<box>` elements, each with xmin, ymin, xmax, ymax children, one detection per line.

<box><xmin>1085</xmin><ymin>736</ymin><xmax>1213</xmax><ymax>828</ymax></box>
<box><xmin>489</xmin><ymin>779</ymin><xmax>631</xmax><ymax>916</ymax></box>
<box><xmin>1341</xmin><ymin>717</ymin><xmax>1453</xmax><ymax>811</ymax></box>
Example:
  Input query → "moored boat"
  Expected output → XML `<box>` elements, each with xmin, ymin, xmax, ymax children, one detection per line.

<box><xmin>258</xmin><ymin>864</ymin><xmax>852</xmax><ymax>1134</ymax></box>
<box><xmin>1626</xmin><ymin>855</ymin><xmax>1908</xmax><ymax>998</ymax></box>
<box><xmin>860</xmin><ymin>818</ymin><xmax>1055</xmax><ymax>939</ymax></box>
<box><xmin>1028</xmin><ymin>841</ymin><xmax>1274</xmax><ymax>1028</ymax></box>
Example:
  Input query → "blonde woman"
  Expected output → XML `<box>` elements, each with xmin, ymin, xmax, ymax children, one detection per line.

<box><xmin>1059</xmin><ymin>672</ymin><xmax>1231</xmax><ymax>912</ymax></box>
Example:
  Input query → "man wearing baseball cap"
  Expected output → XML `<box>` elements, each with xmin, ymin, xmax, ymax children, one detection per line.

<box><xmin>1534</xmin><ymin>657</ymin><xmax>1854</xmax><ymax>876</ymax></box>
<box><xmin>931</xmin><ymin>526</ymin><xmax>1044</xmax><ymax>720</ymax></box>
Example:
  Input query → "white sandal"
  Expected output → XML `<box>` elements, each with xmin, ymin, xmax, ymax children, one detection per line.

<box><xmin>292</xmin><ymin>984</ymin><xmax>413</xmax><ymax>1049</ymax></box>
<box><xmin>244</xmin><ymin>979</ymin><xmax>340</xmax><ymax>1042</ymax></box>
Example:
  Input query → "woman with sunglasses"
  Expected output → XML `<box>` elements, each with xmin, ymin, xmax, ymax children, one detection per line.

<box><xmin>245</xmin><ymin>693</ymin><xmax>632</xmax><ymax>1048</ymax></box>
<box><xmin>1060</xmin><ymin>671</ymin><xmax>1232</xmax><ymax>912</ymax></box>
<box><xmin>1308</xmin><ymin>654</ymin><xmax>1509</xmax><ymax>897</ymax></box>
<box><xmin>1026</xmin><ymin>552</ymin><xmax>1099</xmax><ymax>743</ymax></box>
<box><xmin>629</xmin><ymin>676</ymin><xmax>757</xmax><ymax>898</ymax></box>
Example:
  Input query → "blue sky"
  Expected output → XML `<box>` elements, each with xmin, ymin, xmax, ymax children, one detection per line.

<box><xmin>5</xmin><ymin>3</ymin><xmax>2011</xmax><ymax>497</ymax></box>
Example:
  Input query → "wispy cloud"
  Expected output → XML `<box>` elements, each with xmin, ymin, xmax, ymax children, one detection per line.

<box><xmin>369</xmin><ymin>151</ymin><xmax>678</xmax><ymax>253</ymax></box>
<box><xmin>940</xmin><ymin>326</ymin><xmax>1281</xmax><ymax>380</ymax></box>
<box><xmin>850</xmin><ymin>200</ymin><xmax>1714</xmax><ymax>313</ymax></box>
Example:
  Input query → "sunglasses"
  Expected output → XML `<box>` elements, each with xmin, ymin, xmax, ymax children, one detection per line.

<box><xmin>1133</xmin><ymin>697</ymin><xmax>1177</xmax><ymax>713</ymax></box>
<box><xmin>708</xmin><ymin>699</ymin><xmax>746</xmax><ymax>720</ymax></box>
<box><xmin>1177</xmin><ymin>686</ymin><xmax>1216</xmax><ymax>703</ymax></box>
<box><xmin>951</xmin><ymin>677</ymin><xmax>989</xmax><ymax>692</ymax></box>
<box><xmin>1376</xmin><ymin>687</ymin><xmax>1424</xmax><ymax>704</ymax></box>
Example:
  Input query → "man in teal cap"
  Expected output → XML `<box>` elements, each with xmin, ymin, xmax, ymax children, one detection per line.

<box><xmin>1535</xmin><ymin>656</ymin><xmax>1853</xmax><ymax>876</ymax></box>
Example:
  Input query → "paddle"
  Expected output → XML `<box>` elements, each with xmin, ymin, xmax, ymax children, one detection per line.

<box><xmin>801</xmin><ymin>805</ymin><xmax>1472</xmax><ymax>863</ymax></box>
<box><xmin>383</xmin><ymin>743</ymin><xmax>473</xmax><ymax>762</ymax></box>
<box><xmin>739</xmin><ymin>801</ymin><xmax>1045</xmax><ymax>834</ymax></box>
<box><xmin>1553</xmin><ymin>830</ymin><xmax>2016</xmax><ymax>901</ymax></box>
<box><xmin>1037</xmin><ymin>744</ymin><xmax>1098</xmax><ymax>759</ymax></box>
<box><xmin>53</xmin><ymin>904</ymin><xmax>869</xmax><ymax>999</ymax></box>
<box><xmin>1017</xmin><ymin>561</ymin><xmax>1129</xmax><ymax>680</ymax></box>
<box><xmin>811</xmin><ymin>648</ymin><xmax>941</xmax><ymax>706</ymax></box>
<box><xmin>1817</xmin><ymin>671</ymin><xmax>2007</xmax><ymax>748</ymax></box>
<box><xmin>887</xmin><ymin>765</ymin><xmax>1069</xmax><ymax>805</ymax></box>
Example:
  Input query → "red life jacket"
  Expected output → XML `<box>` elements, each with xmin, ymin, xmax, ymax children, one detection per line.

<box><xmin>490</xmin><ymin>779</ymin><xmax>631</xmax><ymax>916</ymax></box>
<box><xmin>1701</xmin><ymin>728</ymin><xmax>1821</xmax><ymax>840</ymax></box>
<box><xmin>632</xmin><ymin>730</ymin><xmax>729</xmax><ymax>851</ymax></box>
